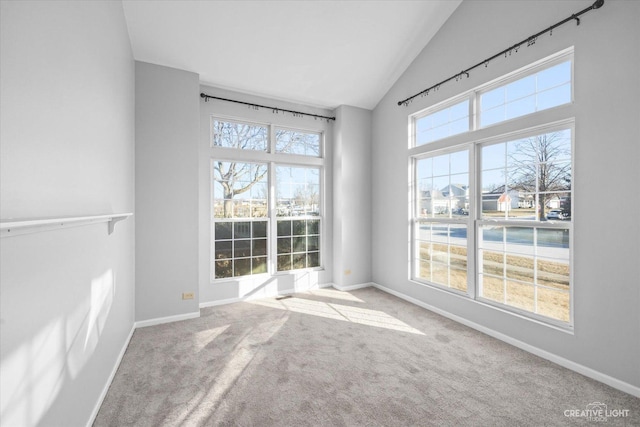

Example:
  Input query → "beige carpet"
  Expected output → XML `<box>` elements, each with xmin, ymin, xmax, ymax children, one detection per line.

<box><xmin>95</xmin><ymin>287</ymin><xmax>639</xmax><ymax>426</ymax></box>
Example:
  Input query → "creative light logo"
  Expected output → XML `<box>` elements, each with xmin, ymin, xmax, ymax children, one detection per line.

<box><xmin>564</xmin><ymin>402</ymin><xmax>630</xmax><ymax>422</ymax></box>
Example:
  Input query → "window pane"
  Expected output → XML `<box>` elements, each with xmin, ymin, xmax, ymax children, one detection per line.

<box><xmin>505</xmin><ymin>253</ymin><xmax>534</xmax><ymax>284</ymax></box>
<box><xmin>214</xmin><ymin>241</ymin><xmax>232</xmax><ymax>260</ymax></box>
<box><xmin>415</xmin><ymin>99</ymin><xmax>469</xmax><ymax>146</ymax></box>
<box><xmin>450</xmin><ymin>150</ymin><xmax>468</xmax><ymax>174</ymax></box>
<box><xmin>538</xmin><ymin>84</ymin><xmax>571</xmax><ymax>110</ymax></box>
<box><xmin>275</xmin><ymin>128</ymin><xmax>321</xmax><ymax>157</ymax></box>
<box><xmin>234</xmin><ymin>240</ymin><xmax>251</xmax><ymax>258</ymax></box>
<box><xmin>416</xmin><ymin>150</ymin><xmax>469</xmax><ymax>219</ymax></box>
<box><xmin>415</xmin><ymin>222</ymin><xmax>467</xmax><ymax>292</ymax></box>
<box><xmin>213</xmin><ymin>161</ymin><xmax>268</xmax><ymax>219</ymax></box>
<box><xmin>275</xmin><ymin>165</ymin><xmax>322</xmax><ymax>272</ymax></box>
<box><xmin>234</xmin><ymin>258</ymin><xmax>251</xmax><ymax>276</ymax></box>
<box><xmin>307</xmin><ymin>220</ymin><xmax>319</xmax><ymax>235</ymax></box>
<box><xmin>307</xmin><ymin>252</ymin><xmax>320</xmax><ymax>268</ymax></box>
<box><xmin>481</xmin><ymin>106</ymin><xmax>503</xmax><ymax>127</ymax></box>
<box><xmin>505</xmin><ymin>96</ymin><xmax>536</xmax><ymax>120</ymax></box>
<box><xmin>215</xmin><ymin>222</ymin><xmax>233</xmax><ymax>240</ymax></box>
<box><xmin>537</xmin><ymin>287</ymin><xmax>570</xmax><ymax>322</ymax></box>
<box><xmin>481</xmin><ymin>130</ymin><xmax>572</xmax><ymax>222</ymax></box>
<box><xmin>478</xmin><ymin>225</ymin><xmax>571</xmax><ymax>322</ymax></box>
<box><xmin>215</xmin><ymin>260</ymin><xmax>232</xmax><ymax>279</ymax></box>
<box><xmin>292</xmin><ymin>254</ymin><xmax>306</xmax><ymax>269</ymax></box>
<box><xmin>537</xmin><ymin>61</ymin><xmax>571</xmax><ymax>91</ymax></box>
<box><xmin>278</xmin><ymin>255</ymin><xmax>292</xmax><ymax>271</ymax></box>
<box><xmin>480</xmin><ymin>60</ymin><xmax>571</xmax><ymax>127</ymax></box>
<box><xmin>506</xmin><ymin>281</ymin><xmax>535</xmax><ymax>312</ymax></box>
<box><xmin>212</xmin><ymin>119</ymin><xmax>267</xmax><ymax>151</ymax></box>
<box><xmin>213</xmin><ymin>220</ymin><xmax>269</xmax><ymax>278</ymax></box>
<box><xmin>276</xmin><ymin>219</ymin><xmax>321</xmax><ymax>271</ymax></box>
<box><xmin>252</xmin><ymin>239</ymin><xmax>267</xmax><ymax>256</ymax></box>
<box><xmin>480</xmin><ymin>275</ymin><xmax>504</xmax><ymax>304</ymax></box>
<box><xmin>293</xmin><ymin>220</ymin><xmax>306</xmax><ymax>235</ymax></box>
<box><xmin>480</xmin><ymin>250</ymin><xmax>504</xmax><ymax>278</ymax></box>
<box><xmin>537</xmin><ymin>257</ymin><xmax>570</xmax><ymax>290</ymax></box>
<box><xmin>292</xmin><ymin>236</ymin><xmax>306</xmax><ymax>252</ymax></box>
<box><xmin>277</xmin><ymin>237</ymin><xmax>291</xmax><ymax>254</ymax></box>
<box><xmin>276</xmin><ymin>166</ymin><xmax>320</xmax><ymax>217</ymax></box>
<box><xmin>277</xmin><ymin>220</ymin><xmax>292</xmax><ymax>236</ymax></box>
<box><xmin>252</xmin><ymin>257</ymin><xmax>267</xmax><ymax>274</ymax></box>
<box><xmin>482</xmin><ymin>142</ymin><xmax>505</xmax><ymax>170</ymax></box>
<box><xmin>253</xmin><ymin>221</ymin><xmax>267</xmax><ymax>238</ymax></box>
<box><xmin>506</xmin><ymin>75</ymin><xmax>535</xmax><ymax>102</ymax></box>
<box><xmin>307</xmin><ymin>236</ymin><xmax>319</xmax><ymax>251</ymax></box>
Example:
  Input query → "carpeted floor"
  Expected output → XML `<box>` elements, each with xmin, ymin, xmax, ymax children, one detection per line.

<box><xmin>94</xmin><ymin>287</ymin><xmax>639</xmax><ymax>426</ymax></box>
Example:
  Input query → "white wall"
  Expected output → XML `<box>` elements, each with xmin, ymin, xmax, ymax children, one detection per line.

<box><xmin>0</xmin><ymin>1</ymin><xmax>135</xmax><ymax>426</ymax></box>
<box><xmin>198</xmin><ymin>86</ymin><xmax>335</xmax><ymax>305</ymax></box>
<box><xmin>333</xmin><ymin>105</ymin><xmax>373</xmax><ymax>287</ymax></box>
<box><xmin>372</xmin><ymin>0</ymin><xmax>640</xmax><ymax>391</ymax></box>
<box><xmin>135</xmin><ymin>62</ymin><xmax>200</xmax><ymax>322</ymax></box>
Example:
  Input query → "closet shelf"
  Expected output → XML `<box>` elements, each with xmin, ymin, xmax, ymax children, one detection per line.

<box><xmin>0</xmin><ymin>213</ymin><xmax>132</xmax><ymax>238</ymax></box>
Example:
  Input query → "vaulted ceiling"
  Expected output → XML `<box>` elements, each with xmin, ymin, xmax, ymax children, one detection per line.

<box><xmin>122</xmin><ymin>0</ymin><xmax>461</xmax><ymax>110</ymax></box>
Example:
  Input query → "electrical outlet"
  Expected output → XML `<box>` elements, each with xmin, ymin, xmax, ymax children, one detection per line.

<box><xmin>344</xmin><ymin>269</ymin><xmax>351</xmax><ymax>276</ymax></box>
<box><xmin>182</xmin><ymin>292</ymin><xmax>195</xmax><ymax>300</ymax></box>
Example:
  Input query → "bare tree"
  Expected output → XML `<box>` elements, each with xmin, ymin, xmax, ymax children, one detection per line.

<box><xmin>508</xmin><ymin>131</ymin><xmax>571</xmax><ymax>220</ymax></box>
<box><xmin>213</xmin><ymin>120</ymin><xmax>267</xmax><ymax>150</ymax></box>
<box><xmin>213</xmin><ymin>121</ymin><xmax>268</xmax><ymax>217</ymax></box>
<box><xmin>275</xmin><ymin>129</ymin><xmax>320</xmax><ymax>156</ymax></box>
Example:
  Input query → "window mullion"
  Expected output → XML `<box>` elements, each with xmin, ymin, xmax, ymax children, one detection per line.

<box><xmin>467</xmin><ymin>143</ymin><xmax>477</xmax><ymax>299</ymax></box>
<box><xmin>268</xmin><ymin>160</ymin><xmax>277</xmax><ymax>275</ymax></box>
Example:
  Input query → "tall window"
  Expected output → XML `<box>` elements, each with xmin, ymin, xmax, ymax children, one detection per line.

<box><xmin>414</xmin><ymin>150</ymin><xmax>469</xmax><ymax>292</ymax></box>
<box><xmin>477</xmin><ymin>128</ymin><xmax>572</xmax><ymax>323</ymax></box>
<box><xmin>212</xmin><ymin>161</ymin><xmax>268</xmax><ymax>278</ymax></box>
<box><xmin>276</xmin><ymin>166</ymin><xmax>321</xmax><ymax>271</ymax></box>
<box><xmin>211</xmin><ymin>119</ymin><xmax>323</xmax><ymax>280</ymax></box>
<box><xmin>410</xmin><ymin>48</ymin><xmax>573</xmax><ymax>327</ymax></box>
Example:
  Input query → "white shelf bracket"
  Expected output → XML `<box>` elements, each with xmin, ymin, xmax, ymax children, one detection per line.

<box><xmin>108</xmin><ymin>215</ymin><xmax>130</xmax><ymax>235</ymax></box>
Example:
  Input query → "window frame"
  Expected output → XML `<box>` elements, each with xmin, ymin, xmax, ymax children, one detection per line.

<box><xmin>209</xmin><ymin>116</ymin><xmax>325</xmax><ymax>282</ymax></box>
<box><xmin>477</xmin><ymin>48</ymin><xmax>574</xmax><ymax>130</ymax></box>
<box><xmin>273</xmin><ymin>163</ymin><xmax>323</xmax><ymax>274</ymax></box>
<box><xmin>210</xmin><ymin>117</ymin><xmax>270</xmax><ymax>152</ymax></box>
<box><xmin>474</xmin><ymin>121</ymin><xmax>574</xmax><ymax>327</ymax></box>
<box><xmin>409</xmin><ymin>48</ymin><xmax>575</xmax><ymax>330</ymax></box>
<box><xmin>412</xmin><ymin>145</ymin><xmax>474</xmax><ymax>295</ymax></box>
<box><xmin>274</xmin><ymin>125</ymin><xmax>323</xmax><ymax>158</ymax></box>
<box><xmin>412</xmin><ymin>97</ymin><xmax>473</xmax><ymax>147</ymax></box>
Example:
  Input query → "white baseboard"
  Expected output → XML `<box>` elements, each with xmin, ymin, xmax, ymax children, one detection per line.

<box><xmin>86</xmin><ymin>323</ymin><xmax>135</xmax><ymax>427</ymax></box>
<box><xmin>372</xmin><ymin>282</ymin><xmax>640</xmax><ymax>398</ymax></box>
<box><xmin>331</xmin><ymin>282</ymin><xmax>374</xmax><ymax>292</ymax></box>
<box><xmin>135</xmin><ymin>311</ymin><xmax>201</xmax><ymax>328</ymax></box>
<box><xmin>199</xmin><ymin>283</ymin><xmax>333</xmax><ymax>308</ymax></box>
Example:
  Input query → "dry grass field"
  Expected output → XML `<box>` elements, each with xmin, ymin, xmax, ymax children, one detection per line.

<box><xmin>419</xmin><ymin>243</ymin><xmax>569</xmax><ymax>322</ymax></box>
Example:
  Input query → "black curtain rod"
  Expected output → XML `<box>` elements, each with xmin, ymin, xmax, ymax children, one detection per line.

<box><xmin>397</xmin><ymin>0</ymin><xmax>605</xmax><ymax>107</ymax></box>
<box><xmin>200</xmin><ymin>93</ymin><xmax>336</xmax><ymax>121</ymax></box>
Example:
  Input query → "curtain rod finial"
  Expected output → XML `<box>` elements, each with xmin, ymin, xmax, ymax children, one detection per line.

<box><xmin>593</xmin><ymin>0</ymin><xmax>604</xmax><ymax>9</ymax></box>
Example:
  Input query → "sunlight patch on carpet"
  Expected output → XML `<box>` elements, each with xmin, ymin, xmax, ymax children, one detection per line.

<box><xmin>306</xmin><ymin>288</ymin><xmax>365</xmax><ymax>303</ymax></box>
<box><xmin>249</xmin><ymin>297</ymin><xmax>424</xmax><ymax>335</ymax></box>
<box><xmin>192</xmin><ymin>325</ymin><xmax>230</xmax><ymax>352</ymax></box>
